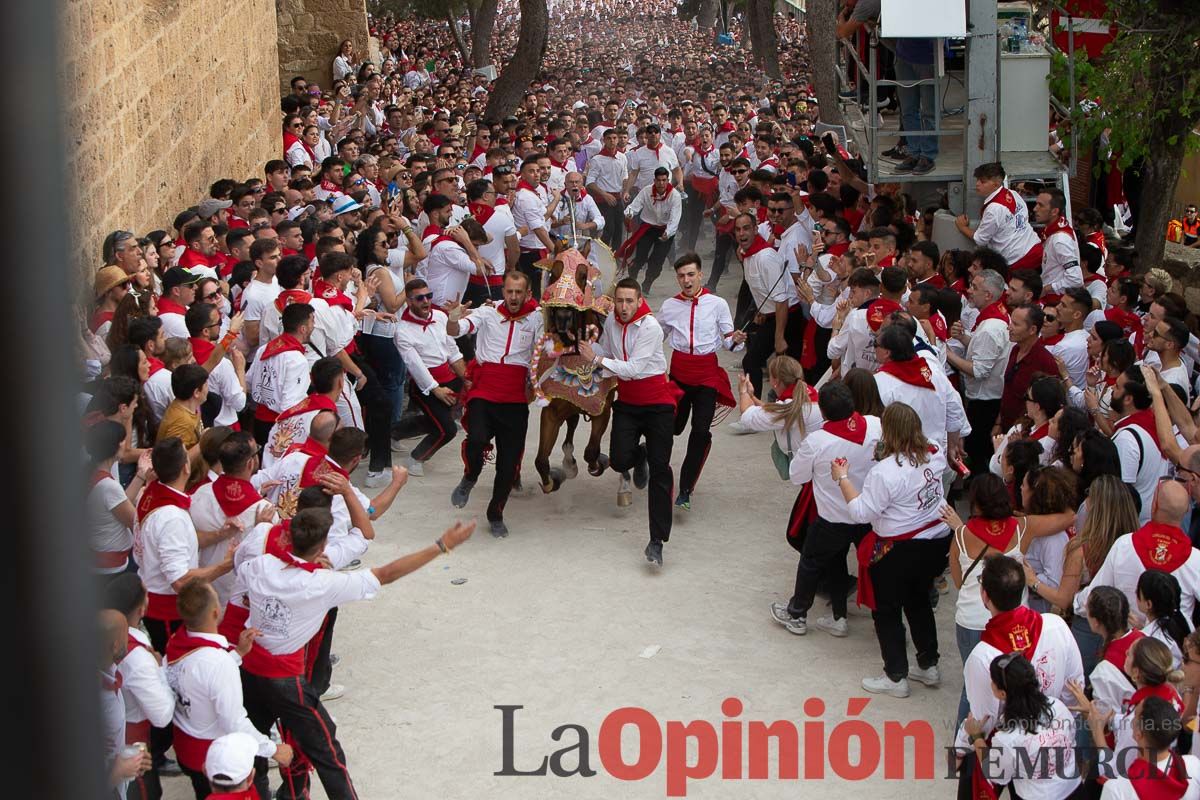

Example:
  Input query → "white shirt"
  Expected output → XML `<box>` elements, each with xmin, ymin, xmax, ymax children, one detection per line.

<box><xmin>145</xmin><ymin>368</ymin><xmax>174</xmax><ymax>422</ymax></box>
<box><xmin>775</xmin><ymin>219</ymin><xmax>813</xmax><ymax>274</ymax></box>
<box><xmin>239</xmin><ymin>279</ymin><xmax>282</xmax><ymax>344</ymax></box>
<box><xmin>963</xmin><ymin>316</ymin><xmax>1013</xmax><ymax>400</ymax></box>
<box><xmin>846</xmin><ymin>449</ymin><xmax>951</xmax><ymax>538</ymax></box>
<box><xmin>987</xmin><ymin>698</ymin><xmax>1081</xmax><ymax>800</ymax></box>
<box><xmin>742</xmin><ymin>243</ymin><xmax>798</xmax><ymax>310</ymax></box>
<box><xmin>959</xmin><ymin>612</ymin><xmax>1084</xmax><ymax>748</ymax></box>
<box><xmin>89</xmin><ymin>476</ymin><xmax>132</xmax><ymax>571</ymax></box>
<box><xmin>626</xmin><ymin>143</ymin><xmax>680</xmax><ymax>191</ymax></box>
<box><xmin>1089</xmin><ymin>629</ymin><xmax>1139</xmax><ymax>720</ymax></box>
<box><xmin>257</xmin><ymin>449</ymin><xmax>308</xmax><ymax>509</ymax></box>
<box><xmin>974</xmin><ymin>186</ymin><xmax>1041</xmax><ymax>266</ymax></box>
<box><xmin>164</xmin><ymin>630</ymin><xmax>274</xmax><ymax>756</ymax></box>
<box><xmin>158</xmin><ymin>310</ymin><xmax>188</xmax><ymax>340</ymax></box>
<box><xmin>1042</xmin><ymin>227</ymin><xmax>1083</xmax><ymax>294</ymax></box>
<box><xmin>1074</xmin><ymin>528</ymin><xmax>1200</xmax><ymax>619</ymax></box>
<box><xmin>659</xmin><ymin>292</ymin><xmax>738</xmax><ymax>356</ymax></box>
<box><xmin>551</xmin><ymin>192</ymin><xmax>605</xmax><ymax>240</ymax></box>
<box><xmin>790</xmin><ymin>415</ymin><xmax>884</xmax><ymax>525</ymax></box>
<box><xmin>1048</xmin><ymin>328</ymin><xmax>1089</xmax><ymax>389</ymax></box>
<box><xmin>238</xmin><ymin>552</ymin><xmax>381</xmax><ymax>656</ymax></box>
<box><xmin>134</xmin><ymin>494</ymin><xmax>197</xmax><ymax>596</ymax></box>
<box><xmin>247</xmin><ymin>343</ymin><xmax>309</xmax><ymax>415</ymax></box>
<box><xmin>624</xmin><ymin>185</ymin><xmax>683</xmax><ymax>238</ymax></box>
<box><xmin>118</xmin><ymin>627</ymin><xmax>174</xmax><ymax>729</ymax></box>
<box><xmin>584</xmin><ymin>151</ymin><xmax>628</xmax><ymax>194</ymax></box>
<box><xmin>393</xmin><ymin>308</ymin><xmax>463</xmax><ymax>393</ymax></box>
<box><xmin>595</xmin><ymin>310</ymin><xmax>668</xmax><ymax>381</ymax></box>
<box><xmin>875</xmin><ymin>360</ymin><xmax>968</xmax><ymax>452</ymax></box>
<box><xmin>513</xmin><ymin>184</ymin><xmax>549</xmax><ymax>250</ymax></box>
<box><xmin>1111</xmin><ymin>417</ymin><xmax>1169</xmax><ymax>525</ymax></box>
<box><xmin>458</xmin><ymin>304</ymin><xmax>543</xmax><ymax>367</ymax></box>
<box><xmin>205</xmin><ymin>355</ymin><xmax>246</xmax><ymax>427</ymax></box>
<box><xmin>99</xmin><ymin>666</ymin><xmax>126</xmax><ymax>787</ymax></box>
<box><xmin>1101</xmin><ymin>754</ymin><xmax>1200</xmax><ymax>799</ymax></box>
<box><xmin>740</xmin><ymin>395</ymin><xmax>825</xmax><ymax>455</ymax></box>
<box><xmin>422</xmin><ymin>237</ymin><xmax>477</xmax><ymax>306</ymax></box>
<box><xmin>262</xmin><ymin>400</ymin><xmax>332</xmax><ymax>470</ymax></box>
<box><xmin>326</xmin><ymin>491</ymin><xmax>371</xmax><ymax>570</ymax></box>
<box><xmin>475</xmin><ymin>204</ymin><xmax>518</xmax><ymax>277</ymax></box>
<box><xmin>309</xmin><ymin>296</ymin><xmax>358</xmax><ymax>359</ymax></box>
<box><xmin>189</xmin><ymin>482</ymin><xmax>272</xmax><ymax>607</ymax></box>
<box><xmin>828</xmin><ymin>306</ymin><xmax>882</xmax><ymax>373</ymax></box>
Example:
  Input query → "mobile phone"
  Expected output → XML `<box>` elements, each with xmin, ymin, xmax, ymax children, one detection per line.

<box><xmin>821</xmin><ymin>132</ymin><xmax>838</xmax><ymax>156</ymax></box>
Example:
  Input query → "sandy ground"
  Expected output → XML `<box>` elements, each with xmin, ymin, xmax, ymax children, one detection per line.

<box><xmin>163</xmin><ymin>235</ymin><xmax>963</xmax><ymax>799</ymax></box>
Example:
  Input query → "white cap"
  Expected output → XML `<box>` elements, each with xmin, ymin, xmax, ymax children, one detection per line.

<box><xmin>204</xmin><ymin>732</ymin><xmax>258</xmax><ymax>786</ymax></box>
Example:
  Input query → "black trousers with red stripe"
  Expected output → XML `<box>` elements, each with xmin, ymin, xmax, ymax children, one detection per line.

<box><xmin>671</xmin><ymin>380</ymin><xmax>717</xmax><ymax>495</ymax></box>
<box><xmin>409</xmin><ymin>377</ymin><xmax>464</xmax><ymax>462</ymax></box>
<box><xmin>243</xmin><ymin>671</ymin><xmax>357</xmax><ymax>800</ymax></box>
<box><xmin>609</xmin><ymin>401</ymin><xmax>675</xmax><ymax>543</ymax></box>
<box><xmin>462</xmin><ymin>399</ymin><xmax>528</xmax><ymax>521</ymax></box>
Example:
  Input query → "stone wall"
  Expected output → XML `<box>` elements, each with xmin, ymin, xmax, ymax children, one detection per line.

<box><xmin>60</xmin><ymin>0</ymin><xmax>279</xmax><ymax>278</ymax></box>
<box><xmin>277</xmin><ymin>0</ymin><xmax>370</xmax><ymax>93</ymax></box>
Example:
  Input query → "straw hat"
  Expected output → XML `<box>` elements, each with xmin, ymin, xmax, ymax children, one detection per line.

<box><xmin>93</xmin><ymin>265</ymin><xmax>129</xmax><ymax>299</ymax></box>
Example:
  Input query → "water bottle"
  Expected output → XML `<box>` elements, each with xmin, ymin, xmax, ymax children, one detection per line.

<box><xmin>999</xmin><ymin>21</ymin><xmax>1013</xmax><ymax>53</ymax></box>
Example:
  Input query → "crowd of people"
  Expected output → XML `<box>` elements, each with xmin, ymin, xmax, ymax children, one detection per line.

<box><xmin>81</xmin><ymin>0</ymin><xmax>1200</xmax><ymax>798</ymax></box>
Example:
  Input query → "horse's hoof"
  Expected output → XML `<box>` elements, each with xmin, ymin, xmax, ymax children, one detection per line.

<box><xmin>540</xmin><ymin>482</ymin><xmax>554</xmax><ymax>494</ymax></box>
<box><xmin>589</xmin><ymin>453</ymin><xmax>610</xmax><ymax>477</ymax></box>
<box><xmin>617</xmin><ymin>490</ymin><xmax>633</xmax><ymax>507</ymax></box>
<box><xmin>561</xmin><ymin>457</ymin><xmax>578</xmax><ymax>479</ymax></box>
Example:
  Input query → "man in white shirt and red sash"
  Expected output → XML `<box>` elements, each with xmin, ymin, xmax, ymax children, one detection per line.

<box><xmin>777</xmin><ymin>382</ymin><xmax>883</xmax><ymax>637</ymax></box>
<box><xmin>955</xmin><ymin>162</ymin><xmax>1042</xmax><ymax>270</ymax></box>
<box><xmin>579</xmin><ymin>279</ymin><xmax>681</xmax><ymax>567</ymax></box>
<box><xmin>957</xmin><ymin>556</ymin><xmax>1083</xmax><ymax>796</ymax></box>
<box><xmin>165</xmin><ymin>580</ymin><xmax>291</xmax><ymax>799</ymax></box>
<box><xmin>259</xmin><ymin>409</ymin><xmax>338</xmax><ymax>510</ymax></box>
<box><xmin>262</xmin><ymin>357</ymin><xmax>343</xmax><ymax>471</ymax></box>
<box><xmin>447</xmin><ymin>271</ymin><xmax>542</xmax><ymax>537</ymax></box>
<box><xmin>1076</xmin><ymin>480</ymin><xmax>1200</xmax><ymax>621</ymax></box>
<box><xmin>392</xmin><ymin>278</ymin><xmax>467</xmax><ymax>477</ymax></box>
<box><xmin>1033</xmin><ymin>189</ymin><xmax>1083</xmax><ymax>306</ymax></box>
<box><xmin>618</xmin><ymin>167</ymin><xmax>683</xmax><ymax>293</ymax></box>
<box><xmin>659</xmin><ymin>254</ymin><xmax>745</xmax><ymax>511</ymax></box>
<box><xmin>247</xmin><ymin>303</ymin><xmax>315</xmax><ymax>451</ymax></box>
<box><xmin>733</xmin><ymin>212</ymin><xmax>803</xmax><ymax>395</ymax></box>
<box><xmin>1110</xmin><ymin>367</ymin><xmax>1170</xmax><ymax>524</ymax></box>
<box><xmin>512</xmin><ymin>159</ymin><xmax>555</xmax><ymax>295</ymax></box>
<box><xmin>135</xmin><ymin>437</ymin><xmax>237</xmax><ymax>653</ymax></box>
<box><xmin>238</xmin><ymin>507</ymin><xmax>474</xmax><ymax>800</ymax></box>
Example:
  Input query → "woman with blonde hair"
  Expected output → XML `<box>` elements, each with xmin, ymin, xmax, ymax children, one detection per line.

<box><xmin>737</xmin><ymin>355</ymin><xmax>824</xmax><ymax>480</ymax></box>
<box><xmin>832</xmin><ymin>402</ymin><xmax>951</xmax><ymax>698</ymax></box>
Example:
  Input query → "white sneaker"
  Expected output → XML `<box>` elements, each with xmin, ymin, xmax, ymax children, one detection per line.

<box><xmin>813</xmin><ymin>615</ymin><xmax>848</xmax><ymax>638</ymax></box>
<box><xmin>364</xmin><ymin>471</ymin><xmax>389</xmax><ymax>489</ymax></box>
<box><xmin>907</xmin><ymin>665</ymin><xmax>941</xmax><ymax>687</ymax></box>
<box><xmin>405</xmin><ymin>457</ymin><xmax>425</xmax><ymax>477</ymax></box>
<box><xmin>861</xmin><ymin>674</ymin><xmax>910</xmax><ymax>698</ymax></box>
<box><xmin>727</xmin><ymin>420</ymin><xmax>757</xmax><ymax>435</ymax></box>
<box><xmin>319</xmin><ymin>683</ymin><xmax>345</xmax><ymax>702</ymax></box>
<box><xmin>769</xmin><ymin>602</ymin><xmax>807</xmax><ymax>635</ymax></box>
<box><xmin>391</xmin><ymin>439</ymin><xmax>408</xmax><ymax>454</ymax></box>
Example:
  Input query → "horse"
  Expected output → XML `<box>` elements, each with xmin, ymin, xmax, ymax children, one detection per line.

<box><xmin>531</xmin><ymin>250</ymin><xmax>635</xmax><ymax>506</ymax></box>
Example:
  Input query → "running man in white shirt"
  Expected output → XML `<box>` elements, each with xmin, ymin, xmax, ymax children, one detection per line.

<box><xmin>619</xmin><ymin>168</ymin><xmax>683</xmax><ymax>293</ymax></box>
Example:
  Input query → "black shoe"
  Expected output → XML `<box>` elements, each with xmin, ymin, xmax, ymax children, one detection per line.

<box><xmin>881</xmin><ymin>145</ymin><xmax>908</xmax><ymax>161</ymax></box>
<box><xmin>489</xmin><ymin>519</ymin><xmax>509</xmax><ymax>538</ymax></box>
<box><xmin>911</xmin><ymin>156</ymin><xmax>935</xmax><ymax>175</ymax></box>
<box><xmin>893</xmin><ymin>156</ymin><xmax>919</xmax><ymax>174</ymax></box>
<box><xmin>644</xmin><ymin>540</ymin><xmax>663</xmax><ymax>566</ymax></box>
<box><xmin>156</xmin><ymin>758</ymin><xmax>182</xmax><ymax>776</ymax></box>
<box><xmin>632</xmin><ymin>449</ymin><xmax>649</xmax><ymax>490</ymax></box>
<box><xmin>675</xmin><ymin>490</ymin><xmax>691</xmax><ymax>510</ymax></box>
<box><xmin>451</xmin><ymin>478</ymin><xmax>475</xmax><ymax>508</ymax></box>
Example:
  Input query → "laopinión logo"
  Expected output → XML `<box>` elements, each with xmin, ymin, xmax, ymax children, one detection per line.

<box><xmin>495</xmin><ymin>697</ymin><xmax>939</xmax><ymax>797</ymax></box>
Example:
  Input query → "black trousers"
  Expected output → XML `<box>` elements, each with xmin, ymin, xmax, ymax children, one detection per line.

<box><xmin>243</xmin><ymin>672</ymin><xmax>358</xmax><ymax>800</ymax></box>
<box><xmin>805</xmin><ymin>324</ymin><xmax>833</xmax><ymax>385</ymax></box>
<box><xmin>705</xmin><ymin>232</ymin><xmax>736</xmax><ymax>290</ymax></box>
<box><xmin>672</xmin><ymin>381</ymin><xmax>717</xmax><ymax>495</ymax></box>
<box><xmin>964</xmin><ymin>398</ymin><xmax>1002</xmax><ymax>477</ymax></box>
<box><xmin>789</xmin><ymin>517</ymin><xmax>870</xmax><ymax>621</ymax></box>
<box><xmin>518</xmin><ymin>249</ymin><xmax>545</xmax><ymax>297</ymax></box>
<box><xmin>870</xmin><ymin>536</ymin><xmax>950</xmax><ymax>681</ymax></box>
<box><xmin>733</xmin><ymin>280</ymin><xmax>755</xmax><ymax>330</ymax></box>
<box><xmin>609</xmin><ymin>401</ymin><xmax>675</xmax><ymax>543</ymax></box>
<box><xmin>309</xmin><ymin>607</ymin><xmax>337</xmax><ymax>697</ymax></box>
<box><xmin>462</xmin><ymin>399</ymin><xmax>528</xmax><ymax>521</ymax></box>
<box><xmin>124</xmin><ymin>770</ymin><xmax>162</xmax><ymax>800</ymax></box>
<box><xmin>679</xmin><ymin>190</ymin><xmax>705</xmax><ymax>253</ymax></box>
<box><xmin>252</xmin><ymin>417</ymin><xmax>274</xmax><ymax>459</ymax></box>
<box><xmin>596</xmin><ymin>198</ymin><xmax>625</xmax><ymax>251</ymax></box>
<box><xmin>351</xmin><ymin>350</ymin><xmax>392</xmax><ymax>473</ymax></box>
<box><xmin>627</xmin><ymin>232</ymin><xmax>674</xmax><ymax>293</ymax></box>
<box><xmin>742</xmin><ymin>308</ymin><xmax>806</xmax><ymax>396</ymax></box>
<box><xmin>408</xmin><ymin>376</ymin><xmax>463</xmax><ymax>462</ymax></box>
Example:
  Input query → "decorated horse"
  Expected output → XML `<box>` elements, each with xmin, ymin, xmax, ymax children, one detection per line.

<box><xmin>530</xmin><ymin>248</ymin><xmax>636</xmax><ymax>505</ymax></box>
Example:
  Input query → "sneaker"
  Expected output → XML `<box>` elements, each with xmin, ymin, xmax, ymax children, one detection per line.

<box><xmin>330</xmin><ymin>654</ymin><xmax>341</xmax><ymax>667</ymax></box>
<box><xmin>364</xmin><ymin>470</ymin><xmax>389</xmax><ymax>489</ymax></box>
<box><xmin>861</xmin><ymin>674</ymin><xmax>911</xmax><ymax>698</ymax></box>
<box><xmin>390</xmin><ymin>438</ymin><xmax>408</xmax><ymax>454</ymax></box>
<box><xmin>451</xmin><ymin>478</ymin><xmax>476</xmax><ymax>508</ymax></box>
<box><xmin>489</xmin><ymin>519</ymin><xmax>509</xmax><ymax>538</ymax></box>
<box><xmin>405</xmin><ymin>457</ymin><xmax>425</xmax><ymax>477</ymax></box>
<box><xmin>908</xmin><ymin>665</ymin><xmax>941</xmax><ymax>687</ymax></box>
<box><xmin>632</xmin><ymin>452</ymin><xmax>649</xmax><ymax>490</ymax></box>
<box><xmin>337</xmin><ymin>559</ymin><xmax>362</xmax><ymax>572</ymax></box>
<box><xmin>881</xmin><ymin>144</ymin><xmax>909</xmax><ymax>161</ymax></box>
<box><xmin>320</xmin><ymin>683</ymin><xmax>345</xmax><ymax>702</ymax></box>
<box><xmin>911</xmin><ymin>156</ymin><xmax>935</xmax><ymax>175</ymax></box>
<box><xmin>156</xmin><ymin>757</ymin><xmax>182</xmax><ymax>776</ymax></box>
<box><xmin>675</xmin><ymin>491</ymin><xmax>691</xmax><ymax>510</ymax></box>
<box><xmin>814</xmin><ymin>614</ymin><xmax>848</xmax><ymax>637</ymax></box>
<box><xmin>726</xmin><ymin>420</ymin><xmax>757</xmax><ymax>435</ymax></box>
<box><xmin>769</xmin><ymin>602</ymin><xmax>807</xmax><ymax>635</ymax></box>
<box><xmin>893</xmin><ymin>156</ymin><xmax>919</xmax><ymax>174</ymax></box>
<box><xmin>644</xmin><ymin>540</ymin><xmax>663</xmax><ymax>566</ymax></box>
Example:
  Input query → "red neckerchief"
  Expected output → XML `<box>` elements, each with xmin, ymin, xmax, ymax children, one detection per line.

<box><xmin>90</xmin><ymin>468</ymin><xmax>113</xmax><ymax>488</ymax></box>
<box><xmin>422</xmin><ymin>224</ymin><xmax>444</xmax><ymax>239</ymax></box>
<box><xmin>100</xmin><ymin>667</ymin><xmax>122</xmax><ymax>693</ymax></box>
<box><xmin>320</xmin><ymin>178</ymin><xmax>342</xmax><ymax>195</ymax></box>
<box><xmin>823</xmin><ymin>412</ymin><xmax>867</xmax><ymax>445</ymax></box>
<box><xmin>738</xmin><ymin>235</ymin><xmax>772</xmax><ymax>260</ymax></box>
<box><xmin>517</xmin><ymin>179</ymin><xmax>539</xmax><ymax>194</ymax></box>
<box><xmin>1115</xmin><ymin>408</ymin><xmax>1162</xmax><ymax>452</ymax></box>
<box><xmin>299</xmin><ymin>452</ymin><xmax>349</xmax><ymax>489</ymax></box>
<box><xmin>89</xmin><ymin>309</ymin><xmax>115</xmax><ymax>334</ymax></box>
<box><xmin>157</xmin><ymin>298</ymin><xmax>187</xmax><ymax>316</ymax></box>
<box><xmin>928</xmin><ymin>312</ymin><xmax>949</xmax><ymax>342</ymax></box>
<box><xmin>260</xmin><ymin>333</ymin><xmax>306</xmax><ymax>361</ymax></box>
<box><xmin>1103</xmin><ymin>628</ymin><xmax>1144</xmax><ymax>673</ymax></box>
<box><xmin>778</xmin><ymin>384</ymin><xmax>795</xmax><ymax>402</ymax></box>
<box><xmin>1127</xmin><ymin>682</ymin><xmax>1186</xmax><ymax>717</ymax></box>
<box><xmin>165</xmin><ymin>628</ymin><xmax>234</xmax><ymax>664</ymax></box>
<box><xmin>1041</xmin><ymin>332</ymin><xmax>1064</xmax><ymax>346</ymax></box>
<box><xmin>1084</xmin><ymin>273</ymin><xmax>1106</xmax><ymax>285</ymax></box>
<box><xmin>755</xmin><ymin>206</ymin><xmax>769</xmax><ymax>223</ymax></box>
<box><xmin>673</xmin><ymin>287</ymin><xmax>711</xmax><ymax>304</ymax></box>
<box><xmin>717</xmin><ymin>120</ymin><xmax>736</xmax><ymax>133</ymax></box>
<box><xmin>206</xmin><ymin>791</ymin><xmax>260</xmax><ymax>800</ymax></box>
<box><xmin>277</xmin><ymin>394</ymin><xmax>337</xmax><ymax>421</ymax></box>
<box><xmin>313</xmin><ymin>278</ymin><xmax>353</xmax><ymax>311</ymax></box>
<box><xmin>549</xmin><ymin>157</ymin><xmax>569</xmax><ymax>169</ymax></box>
<box><xmin>469</xmin><ymin>143</ymin><xmax>488</xmax><ymax>162</ymax></box>
<box><xmin>983</xmin><ymin>186</ymin><xmax>1018</xmax><ymax>214</ymax></box>
<box><xmin>468</xmin><ymin>202</ymin><xmax>495</xmax><ymax>225</ymax></box>
<box><xmin>599</xmin><ymin>146</ymin><xmax>618</xmax><ymax>158</ymax></box>
<box><xmin>971</xmin><ymin>300</ymin><xmax>1010</xmax><ymax>332</ymax></box>
<box><xmin>770</xmin><ymin>222</ymin><xmax>786</xmax><ymax>238</ymax></box>
<box><xmin>1128</xmin><ymin>752</ymin><xmax>1189</xmax><ymax>800</ymax></box>
<box><xmin>402</xmin><ymin>308</ymin><xmax>436</xmax><ymax>329</ymax></box>
<box><xmin>965</xmin><ymin>516</ymin><xmax>1019</xmax><ymax>551</ymax></box>
<box><xmin>498</xmin><ymin>298</ymin><xmax>539</xmax><ymax>321</ymax></box>
<box><xmin>274</xmin><ymin>289</ymin><xmax>313</xmax><ymax>314</ymax></box>
<box><xmin>211</xmin><ymin>475</ymin><xmax>262</xmax><ymax>518</ymax></box>
<box><xmin>866</xmin><ymin>297</ymin><xmax>903</xmax><ymax>332</ymax></box>
<box><xmin>1131</xmin><ymin>521</ymin><xmax>1191</xmax><ymax>572</ymax></box>
<box><xmin>147</xmin><ymin>356</ymin><xmax>165</xmax><ymax>376</ymax></box>
<box><xmin>1041</xmin><ymin>214</ymin><xmax>1074</xmax><ymax>241</ymax></box>
<box><xmin>282</xmin><ymin>130</ymin><xmax>300</xmax><ymax>155</ymax></box>
<box><xmin>1105</xmin><ymin>305</ymin><xmax>1142</xmax><ymax>338</ymax></box>
<box><xmin>917</xmin><ymin>274</ymin><xmax>947</xmax><ymax>289</ymax></box>
<box><xmin>949</xmin><ymin>277</ymin><xmax>968</xmax><ymax>297</ymax></box>
<box><xmin>618</xmin><ymin>298</ymin><xmax>653</xmax><ymax>330</ymax></box>
<box><xmin>980</xmin><ymin>605</ymin><xmax>1043</xmax><ymax>661</ymax></box>
<box><xmin>878</xmin><ymin>358</ymin><xmax>935</xmax><ymax>390</ymax></box>
<box><xmin>188</xmin><ymin>336</ymin><xmax>215</xmax><ymax>365</ymax></box>
<box><xmin>136</xmin><ymin>481</ymin><xmax>191</xmax><ymax>523</ymax></box>
<box><xmin>825</xmin><ymin>241</ymin><xmax>850</xmax><ymax>258</ymax></box>
<box><xmin>651</xmin><ymin>182</ymin><xmax>675</xmax><ymax>202</ymax></box>
<box><xmin>572</xmin><ymin>187</ymin><xmax>589</xmax><ymax>201</ymax></box>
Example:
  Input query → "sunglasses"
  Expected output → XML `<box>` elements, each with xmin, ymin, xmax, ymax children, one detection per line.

<box><xmin>731</xmin><ymin>169</ymin><xmax>748</xmax><ymax>175</ymax></box>
<box><xmin>202</xmin><ymin>292</ymin><xmax>220</xmax><ymax>301</ymax></box>
<box><xmin>410</xmin><ymin>292</ymin><xmax>433</xmax><ymax>302</ymax></box>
